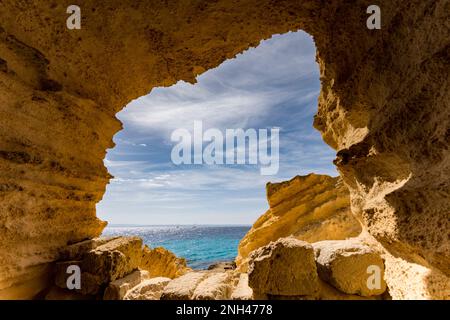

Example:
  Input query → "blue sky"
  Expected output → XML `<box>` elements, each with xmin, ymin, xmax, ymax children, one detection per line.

<box><xmin>97</xmin><ymin>31</ymin><xmax>337</xmax><ymax>225</ymax></box>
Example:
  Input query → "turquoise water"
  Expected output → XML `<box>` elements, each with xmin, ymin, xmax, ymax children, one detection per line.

<box><xmin>102</xmin><ymin>225</ymin><xmax>251</xmax><ymax>270</ymax></box>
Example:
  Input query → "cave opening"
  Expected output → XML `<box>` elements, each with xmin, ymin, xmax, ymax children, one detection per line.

<box><xmin>1</xmin><ymin>1</ymin><xmax>446</xmax><ymax>301</ymax></box>
<box><xmin>96</xmin><ymin>31</ymin><xmax>336</xmax><ymax>270</ymax></box>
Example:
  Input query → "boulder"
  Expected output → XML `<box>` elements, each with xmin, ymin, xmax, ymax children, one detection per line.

<box><xmin>81</xmin><ymin>236</ymin><xmax>143</xmax><ymax>283</ymax></box>
<box><xmin>54</xmin><ymin>260</ymin><xmax>103</xmax><ymax>295</ymax></box>
<box><xmin>248</xmin><ymin>237</ymin><xmax>319</xmax><ymax>297</ymax></box>
<box><xmin>140</xmin><ymin>245</ymin><xmax>191</xmax><ymax>279</ymax></box>
<box><xmin>54</xmin><ymin>261</ymin><xmax>82</xmax><ymax>289</ymax></box>
<box><xmin>231</xmin><ymin>273</ymin><xmax>253</xmax><ymax>300</ymax></box>
<box><xmin>103</xmin><ymin>270</ymin><xmax>149</xmax><ymax>300</ymax></box>
<box><xmin>79</xmin><ymin>272</ymin><xmax>103</xmax><ymax>295</ymax></box>
<box><xmin>59</xmin><ymin>237</ymin><xmax>119</xmax><ymax>261</ymax></box>
<box><xmin>124</xmin><ymin>277</ymin><xmax>172</xmax><ymax>300</ymax></box>
<box><xmin>236</xmin><ymin>174</ymin><xmax>361</xmax><ymax>272</ymax></box>
<box><xmin>192</xmin><ymin>272</ymin><xmax>233</xmax><ymax>300</ymax></box>
<box><xmin>313</xmin><ymin>239</ymin><xmax>386</xmax><ymax>296</ymax></box>
<box><xmin>160</xmin><ymin>272</ymin><xmax>209</xmax><ymax>300</ymax></box>
<box><xmin>54</xmin><ymin>237</ymin><xmax>143</xmax><ymax>295</ymax></box>
<box><xmin>44</xmin><ymin>286</ymin><xmax>94</xmax><ymax>300</ymax></box>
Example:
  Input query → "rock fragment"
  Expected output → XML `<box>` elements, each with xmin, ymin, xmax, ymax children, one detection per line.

<box><xmin>192</xmin><ymin>272</ymin><xmax>232</xmax><ymax>300</ymax></box>
<box><xmin>103</xmin><ymin>269</ymin><xmax>149</xmax><ymax>300</ymax></box>
<box><xmin>160</xmin><ymin>272</ymin><xmax>209</xmax><ymax>300</ymax></box>
<box><xmin>313</xmin><ymin>239</ymin><xmax>386</xmax><ymax>296</ymax></box>
<box><xmin>248</xmin><ymin>237</ymin><xmax>319</xmax><ymax>297</ymax></box>
<box><xmin>124</xmin><ymin>277</ymin><xmax>172</xmax><ymax>300</ymax></box>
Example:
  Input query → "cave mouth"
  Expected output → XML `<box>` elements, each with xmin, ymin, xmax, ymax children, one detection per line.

<box><xmin>96</xmin><ymin>30</ymin><xmax>336</xmax><ymax>269</ymax></box>
<box><xmin>1</xmin><ymin>1</ymin><xmax>446</xmax><ymax>301</ymax></box>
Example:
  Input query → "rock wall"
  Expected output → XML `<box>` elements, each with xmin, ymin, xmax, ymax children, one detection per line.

<box><xmin>0</xmin><ymin>0</ymin><xmax>448</xmax><ymax>298</ymax></box>
<box><xmin>236</xmin><ymin>174</ymin><xmax>361</xmax><ymax>271</ymax></box>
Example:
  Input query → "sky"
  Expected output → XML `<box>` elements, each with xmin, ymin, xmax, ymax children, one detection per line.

<box><xmin>96</xmin><ymin>31</ymin><xmax>337</xmax><ymax>226</ymax></box>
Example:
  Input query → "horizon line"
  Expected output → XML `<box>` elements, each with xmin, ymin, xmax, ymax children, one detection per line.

<box><xmin>106</xmin><ymin>223</ymin><xmax>253</xmax><ymax>227</ymax></box>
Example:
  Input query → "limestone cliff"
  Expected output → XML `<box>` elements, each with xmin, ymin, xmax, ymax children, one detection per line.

<box><xmin>236</xmin><ymin>174</ymin><xmax>361</xmax><ymax>271</ymax></box>
<box><xmin>140</xmin><ymin>246</ymin><xmax>191</xmax><ymax>279</ymax></box>
<box><xmin>0</xmin><ymin>0</ymin><xmax>448</xmax><ymax>299</ymax></box>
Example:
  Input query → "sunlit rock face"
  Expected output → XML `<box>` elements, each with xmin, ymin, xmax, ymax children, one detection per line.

<box><xmin>236</xmin><ymin>174</ymin><xmax>361</xmax><ymax>272</ymax></box>
<box><xmin>140</xmin><ymin>246</ymin><xmax>191</xmax><ymax>279</ymax></box>
<box><xmin>0</xmin><ymin>0</ymin><xmax>448</xmax><ymax>298</ymax></box>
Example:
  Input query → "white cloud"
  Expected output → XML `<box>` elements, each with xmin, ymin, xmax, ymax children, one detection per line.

<box><xmin>97</xmin><ymin>31</ymin><xmax>337</xmax><ymax>225</ymax></box>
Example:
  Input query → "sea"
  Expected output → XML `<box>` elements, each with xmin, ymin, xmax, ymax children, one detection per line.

<box><xmin>102</xmin><ymin>225</ymin><xmax>251</xmax><ymax>270</ymax></box>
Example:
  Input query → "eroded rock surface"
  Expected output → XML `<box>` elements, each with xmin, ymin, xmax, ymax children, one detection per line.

<box><xmin>248</xmin><ymin>238</ymin><xmax>320</xmax><ymax>298</ymax></box>
<box><xmin>247</xmin><ymin>236</ymin><xmax>387</xmax><ymax>300</ymax></box>
<box><xmin>160</xmin><ymin>272</ymin><xmax>210</xmax><ymax>300</ymax></box>
<box><xmin>59</xmin><ymin>237</ymin><xmax>119</xmax><ymax>261</ymax></box>
<box><xmin>313</xmin><ymin>239</ymin><xmax>386</xmax><ymax>296</ymax></box>
<box><xmin>53</xmin><ymin>236</ymin><xmax>188</xmax><ymax>298</ymax></box>
<box><xmin>54</xmin><ymin>236</ymin><xmax>143</xmax><ymax>295</ymax></box>
<box><xmin>208</xmin><ymin>261</ymin><xmax>236</xmax><ymax>272</ymax></box>
<box><xmin>124</xmin><ymin>277</ymin><xmax>172</xmax><ymax>300</ymax></box>
<box><xmin>317</xmin><ymin>279</ymin><xmax>381</xmax><ymax>301</ymax></box>
<box><xmin>140</xmin><ymin>245</ymin><xmax>191</xmax><ymax>279</ymax></box>
<box><xmin>103</xmin><ymin>269</ymin><xmax>150</xmax><ymax>300</ymax></box>
<box><xmin>231</xmin><ymin>273</ymin><xmax>253</xmax><ymax>300</ymax></box>
<box><xmin>192</xmin><ymin>272</ymin><xmax>233</xmax><ymax>300</ymax></box>
<box><xmin>44</xmin><ymin>286</ymin><xmax>94</xmax><ymax>301</ymax></box>
<box><xmin>81</xmin><ymin>237</ymin><xmax>143</xmax><ymax>284</ymax></box>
